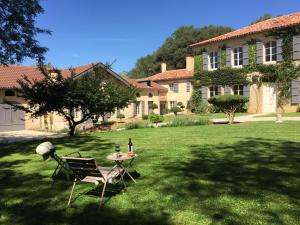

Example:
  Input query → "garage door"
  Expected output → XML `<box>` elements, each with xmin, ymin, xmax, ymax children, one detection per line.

<box><xmin>0</xmin><ymin>104</ymin><xmax>25</xmax><ymax>132</ymax></box>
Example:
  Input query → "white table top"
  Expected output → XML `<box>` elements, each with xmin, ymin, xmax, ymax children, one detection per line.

<box><xmin>106</xmin><ymin>152</ymin><xmax>138</xmax><ymax>161</ymax></box>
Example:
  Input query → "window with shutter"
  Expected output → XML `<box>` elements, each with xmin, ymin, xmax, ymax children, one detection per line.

<box><xmin>186</xmin><ymin>82</ymin><xmax>191</xmax><ymax>92</ymax></box>
<box><xmin>291</xmin><ymin>80</ymin><xmax>300</xmax><ymax>104</ymax></box>
<box><xmin>173</xmin><ymin>83</ymin><xmax>179</xmax><ymax>93</ymax></box>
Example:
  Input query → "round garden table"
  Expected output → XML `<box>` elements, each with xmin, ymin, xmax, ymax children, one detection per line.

<box><xmin>106</xmin><ymin>152</ymin><xmax>138</xmax><ymax>183</ymax></box>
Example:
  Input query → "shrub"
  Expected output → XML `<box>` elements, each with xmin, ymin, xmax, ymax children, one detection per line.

<box><xmin>148</xmin><ymin>113</ymin><xmax>164</xmax><ymax>125</ymax></box>
<box><xmin>193</xmin><ymin>101</ymin><xmax>211</xmax><ymax>114</ymax></box>
<box><xmin>149</xmin><ymin>103</ymin><xmax>158</xmax><ymax>110</ymax></box>
<box><xmin>177</xmin><ymin>102</ymin><xmax>185</xmax><ymax>110</ymax></box>
<box><xmin>169</xmin><ymin>106</ymin><xmax>182</xmax><ymax>115</ymax></box>
<box><xmin>125</xmin><ymin>121</ymin><xmax>150</xmax><ymax>130</ymax></box>
<box><xmin>142</xmin><ymin>114</ymin><xmax>148</xmax><ymax>120</ymax></box>
<box><xmin>162</xmin><ymin>117</ymin><xmax>210</xmax><ymax>127</ymax></box>
<box><xmin>116</xmin><ymin>113</ymin><xmax>125</xmax><ymax>121</ymax></box>
<box><xmin>208</xmin><ymin>95</ymin><xmax>249</xmax><ymax>124</ymax></box>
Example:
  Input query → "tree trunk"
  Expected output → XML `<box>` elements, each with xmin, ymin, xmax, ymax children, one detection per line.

<box><xmin>68</xmin><ymin>124</ymin><xmax>76</xmax><ymax>136</ymax></box>
<box><xmin>227</xmin><ymin>112</ymin><xmax>235</xmax><ymax>124</ymax></box>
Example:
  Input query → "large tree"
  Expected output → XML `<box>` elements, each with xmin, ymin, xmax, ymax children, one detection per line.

<box><xmin>128</xmin><ymin>25</ymin><xmax>233</xmax><ymax>78</ymax></box>
<box><xmin>250</xmin><ymin>13</ymin><xmax>273</xmax><ymax>25</ymax></box>
<box><xmin>14</xmin><ymin>65</ymin><xmax>136</xmax><ymax>136</ymax></box>
<box><xmin>0</xmin><ymin>0</ymin><xmax>50</xmax><ymax>65</ymax></box>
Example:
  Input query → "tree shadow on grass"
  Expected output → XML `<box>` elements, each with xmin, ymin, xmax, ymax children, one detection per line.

<box><xmin>0</xmin><ymin>170</ymin><xmax>170</xmax><ymax>225</ymax></box>
<box><xmin>159</xmin><ymin>138</ymin><xmax>300</xmax><ymax>224</ymax></box>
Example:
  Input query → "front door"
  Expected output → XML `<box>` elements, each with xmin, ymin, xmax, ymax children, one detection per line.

<box><xmin>160</xmin><ymin>101</ymin><xmax>167</xmax><ymax>115</ymax></box>
<box><xmin>262</xmin><ymin>83</ymin><xmax>277</xmax><ymax>113</ymax></box>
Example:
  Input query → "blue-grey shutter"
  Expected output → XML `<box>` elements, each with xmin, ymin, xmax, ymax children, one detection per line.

<box><xmin>201</xmin><ymin>86</ymin><xmax>209</xmax><ymax>101</ymax></box>
<box><xmin>256</xmin><ymin>42</ymin><xmax>263</xmax><ymax>64</ymax></box>
<box><xmin>277</xmin><ymin>39</ymin><xmax>283</xmax><ymax>62</ymax></box>
<box><xmin>203</xmin><ymin>52</ymin><xmax>208</xmax><ymax>71</ymax></box>
<box><xmin>243</xmin><ymin>85</ymin><xmax>250</xmax><ymax>98</ymax></box>
<box><xmin>224</xmin><ymin>86</ymin><xmax>232</xmax><ymax>95</ymax></box>
<box><xmin>242</xmin><ymin>44</ymin><xmax>249</xmax><ymax>66</ymax></box>
<box><xmin>226</xmin><ymin>48</ymin><xmax>231</xmax><ymax>67</ymax></box>
<box><xmin>293</xmin><ymin>35</ymin><xmax>300</xmax><ymax>60</ymax></box>
<box><xmin>173</xmin><ymin>83</ymin><xmax>179</xmax><ymax>93</ymax></box>
<box><xmin>291</xmin><ymin>80</ymin><xmax>300</xmax><ymax>104</ymax></box>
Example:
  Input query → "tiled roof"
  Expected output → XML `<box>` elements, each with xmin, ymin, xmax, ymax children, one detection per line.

<box><xmin>0</xmin><ymin>63</ymin><xmax>97</xmax><ymax>89</ymax></box>
<box><xmin>127</xmin><ymin>78</ymin><xmax>167</xmax><ymax>91</ymax></box>
<box><xmin>191</xmin><ymin>12</ymin><xmax>300</xmax><ymax>47</ymax></box>
<box><xmin>137</xmin><ymin>69</ymin><xmax>193</xmax><ymax>82</ymax></box>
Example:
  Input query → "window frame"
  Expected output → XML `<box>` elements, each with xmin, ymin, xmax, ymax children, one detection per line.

<box><xmin>233</xmin><ymin>85</ymin><xmax>244</xmax><ymax>96</ymax></box>
<box><xmin>265</xmin><ymin>40</ymin><xmax>277</xmax><ymax>62</ymax></box>
<box><xmin>233</xmin><ymin>47</ymin><xmax>243</xmax><ymax>67</ymax></box>
<box><xmin>209</xmin><ymin>51</ymin><xmax>218</xmax><ymax>69</ymax></box>
<box><xmin>209</xmin><ymin>86</ymin><xmax>219</xmax><ymax>97</ymax></box>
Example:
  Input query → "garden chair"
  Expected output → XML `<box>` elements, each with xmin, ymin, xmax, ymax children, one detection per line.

<box><xmin>35</xmin><ymin>142</ymin><xmax>82</xmax><ymax>180</ymax></box>
<box><xmin>63</xmin><ymin>157</ymin><xmax>125</xmax><ymax>206</ymax></box>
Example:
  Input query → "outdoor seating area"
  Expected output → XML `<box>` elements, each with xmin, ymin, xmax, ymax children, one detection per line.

<box><xmin>35</xmin><ymin>141</ymin><xmax>138</xmax><ymax>206</ymax></box>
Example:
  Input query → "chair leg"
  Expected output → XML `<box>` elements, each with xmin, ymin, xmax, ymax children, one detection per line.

<box><xmin>68</xmin><ymin>179</ymin><xmax>77</xmax><ymax>206</ymax></box>
<box><xmin>99</xmin><ymin>181</ymin><xmax>107</xmax><ymax>207</ymax></box>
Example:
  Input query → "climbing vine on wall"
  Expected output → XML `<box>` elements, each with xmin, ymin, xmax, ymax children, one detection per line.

<box><xmin>194</xmin><ymin>67</ymin><xmax>249</xmax><ymax>86</ymax></box>
<box><xmin>220</xmin><ymin>49</ymin><xmax>226</xmax><ymax>67</ymax></box>
<box><xmin>194</xmin><ymin>54</ymin><xmax>203</xmax><ymax>74</ymax></box>
<box><xmin>194</xmin><ymin>25</ymin><xmax>300</xmax><ymax>110</ymax></box>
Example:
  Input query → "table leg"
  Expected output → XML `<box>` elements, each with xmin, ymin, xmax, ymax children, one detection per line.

<box><xmin>115</xmin><ymin>160</ymin><xmax>137</xmax><ymax>183</ymax></box>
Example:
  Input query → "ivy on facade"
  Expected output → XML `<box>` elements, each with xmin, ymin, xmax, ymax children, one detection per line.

<box><xmin>193</xmin><ymin>25</ymin><xmax>300</xmax><ymax>109</ymax></box>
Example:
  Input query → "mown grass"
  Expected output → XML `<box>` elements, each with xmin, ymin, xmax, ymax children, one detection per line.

<box><xmin>0</xmin><ymin>121</ymin><xmax>300</xmax><ymax>225</ymax></box>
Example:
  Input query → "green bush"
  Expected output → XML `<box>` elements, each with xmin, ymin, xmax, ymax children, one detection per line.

<box><xmin>142</xmin><ymin>114</ymin><xmax>148</xmax><ymax>120</ymax></box>
<box><xmin>208</xmin><ymin>95</ymin><xmax>249</xmax><ymax>124</ymax></box>
<box><xmin>162</xmin><ymin>117</ymin><xmax>210</xmax><ymax>127</ymax></box>
<box><xmin>125</xmin><ymin>121</ymin><xmax>150</xmax><ymax>130</ymax></box>
<box><xmin>169</xmin><ymin>106</ymin><xmax>182</xmax><ymax>115</ymax></box>
<box><xmin>177</xmin><ymin>102</ymin><xmax>185</xmax><ymax>110</ymax></box>
<box><xmin>148</xmin><ymin>103</ymin><xmax>158</xmax><ymax>110</ymax></box>
<box><xmin>193</xmin><ymin>101</ymin><xmax>211</xmax><ymax>114</ymax></box>
<box><xmin>148</xmin><ymin>113</ymin><xmax>164</xmax><ymax>124</ymax></box>
<box><xmin>116</xmin><ymin>113</ymin><xmax>125</xmax><ymax>120</ymax></box>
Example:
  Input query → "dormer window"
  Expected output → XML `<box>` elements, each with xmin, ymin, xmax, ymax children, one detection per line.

<box><xmin>234</xmin><ymin>47</ymin><xmax>243</xmax><ymax>66</ymax></box>
<box><xmin>265</xmin><ymin>41</ymin><xmax>277</xmax><ymax>62</ymax></box>
<box><xmin>210</xmin><ymin>51</ymin><xmax>218</xmax><ymax>69</ymax></box>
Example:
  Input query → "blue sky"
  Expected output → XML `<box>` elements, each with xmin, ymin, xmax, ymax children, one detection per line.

<box><xmin>24</xmin><ymin>0</ymin><xmax>300</xmax><ymax>72</ymax></box>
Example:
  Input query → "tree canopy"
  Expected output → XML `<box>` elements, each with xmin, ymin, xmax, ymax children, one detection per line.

<box><xmin>14</xmin><ymin>65</ymin><xmax>136</xmax><ymax>136</ymax></box>
<box><xmin>128</xmin><ymin>25</ymin><xmax>233</xmax><ymax>78</ymax></box>
<box><xmin>250</xmin><ymin>13</ymin><xmax>273</xmax><ymax>25</ymax></box>
<box><xmin>0</xmin><ymin>0</ymin><xmax>50</xmax><ymax>65</ymax></box>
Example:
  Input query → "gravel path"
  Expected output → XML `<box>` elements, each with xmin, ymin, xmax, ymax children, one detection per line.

<box><xmin>0</xmin><ymin>130</ymin><xmax>66</xmax><ymax>144</ymax></box>
<box><xmin>212</xmin><ymin>113</ymin><xmax>300</xmax><ymax>123</ymax></box>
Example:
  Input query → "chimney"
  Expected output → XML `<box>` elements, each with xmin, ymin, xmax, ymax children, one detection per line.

<box><xmin>186</xmin><ymin>56</ymin><xmax>194</xmax><ymax>72</ymax></box>
<box><xmin>161</xmin><ymin>62</ymin><xmax>167</xmax><ymax>73</ymax></box>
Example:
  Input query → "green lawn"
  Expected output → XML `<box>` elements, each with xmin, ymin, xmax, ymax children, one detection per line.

<box><xmin>1</xmin><ymin>122</ymin><xmax>300</xmax><ymax>225</ymax></box>
<box><xmin>254</xmin><ymin>112</ymin><xmax>300</xmax><ymax>117</ymax></box>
